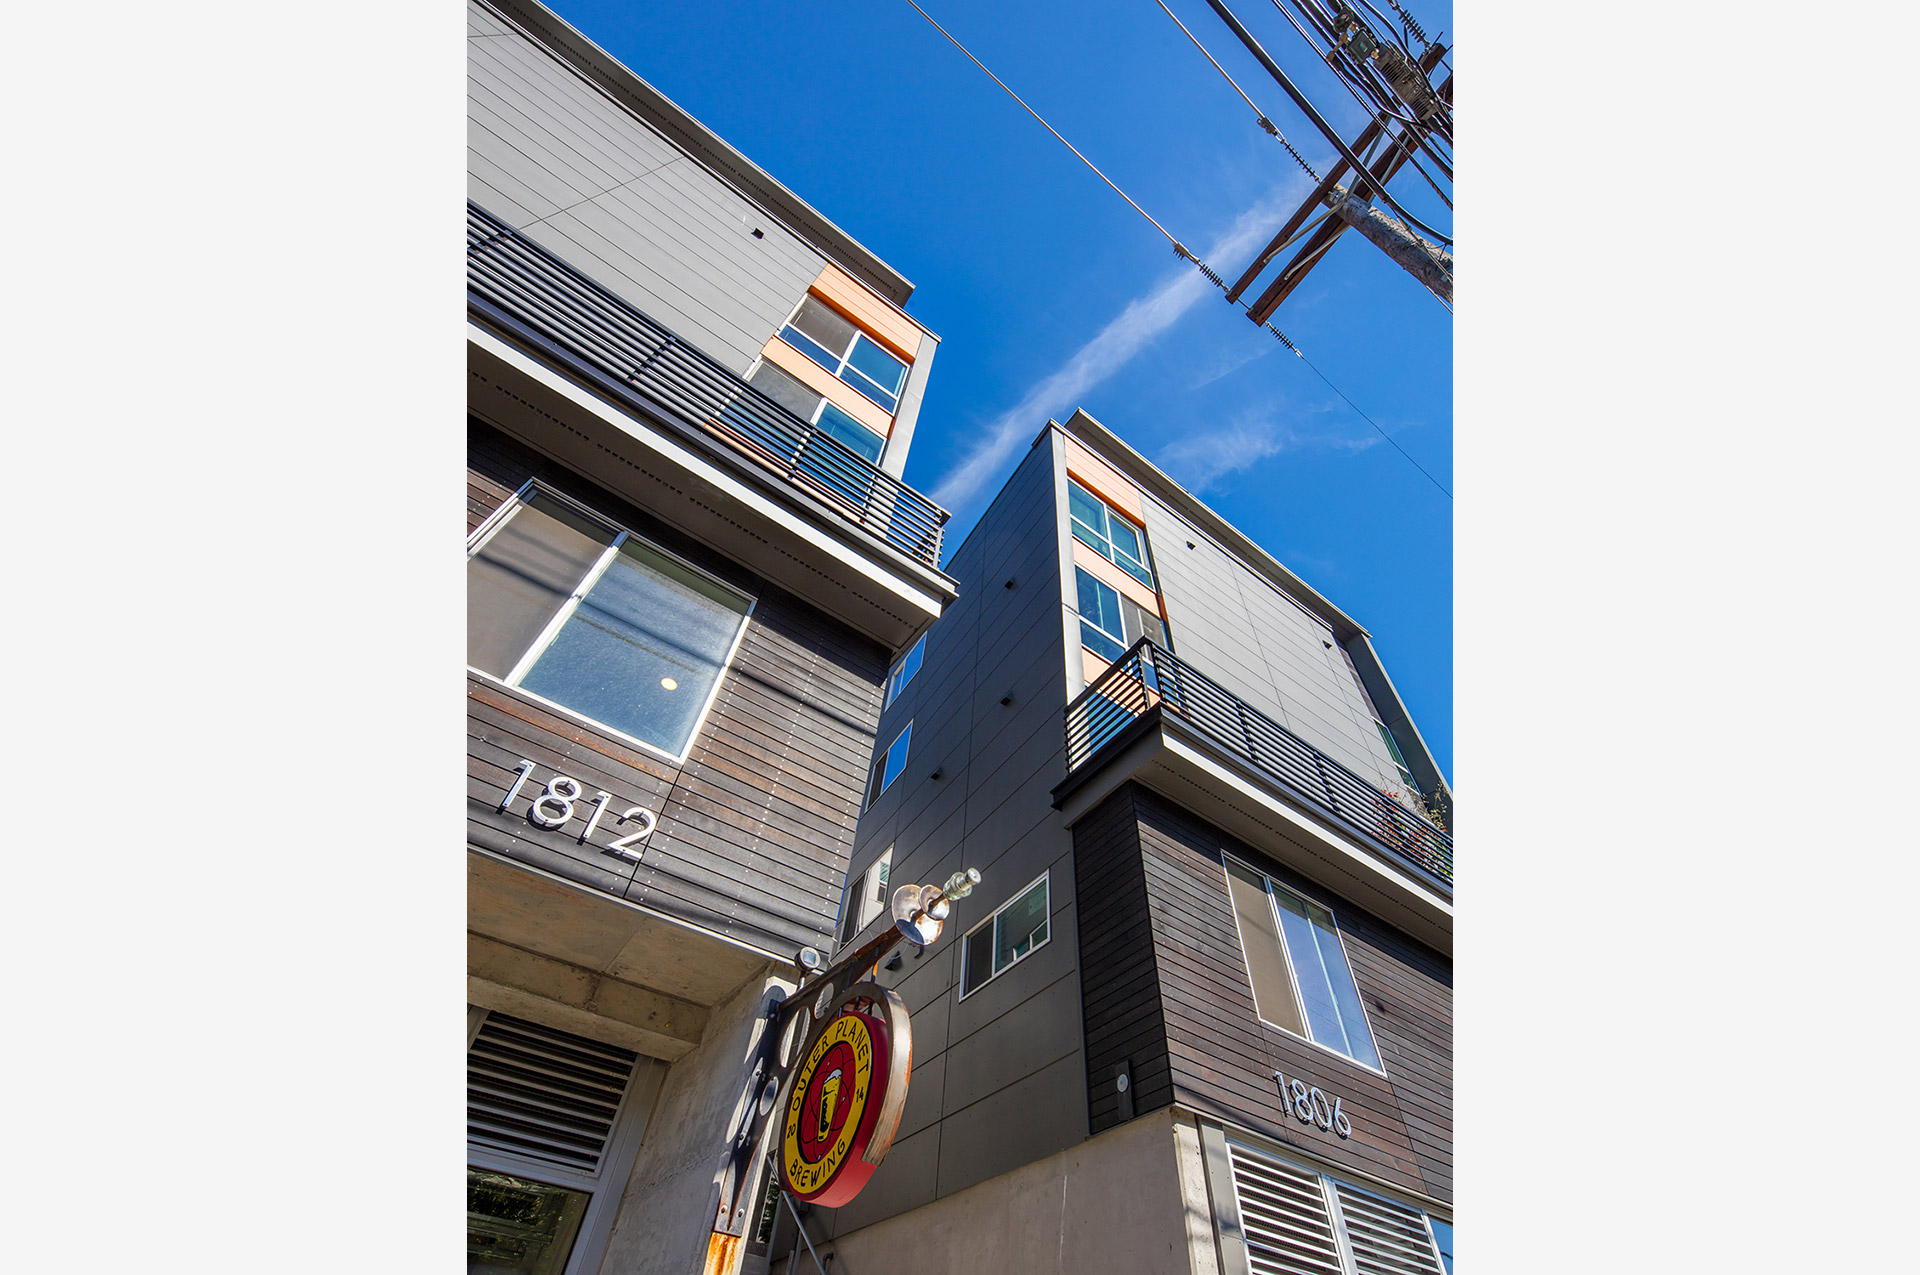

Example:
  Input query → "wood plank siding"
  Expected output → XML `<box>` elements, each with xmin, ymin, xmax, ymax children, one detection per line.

<box><xmin>467</xmin><ymin>418</ymin><xmax>890</xmax><ymax>957</ymax></box>
<box><xmin>1074</xmin><ymin>783</ymin><xmax>1452</xmax><ymax>1204</ymax></box>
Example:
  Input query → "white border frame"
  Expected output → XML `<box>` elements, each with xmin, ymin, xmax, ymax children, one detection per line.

<box><xmin>956</xmin><ymin>869</ymin><xmax>1053</xmax><ymax>1001</ymax></box>
<box><xmin>1220</xmin><ymin>852</ymin><xmax>1390</xmax><ymax>1079</ymax></box>
<box><xmin>466</xmin><ymin>480</ymin><xmax>757</xmax><ymax>767</ymax></box>
<box><xmin>1073</xmin><ymin>565</ymin><xmax>1131</xmax><ymax>659</ymax></box>
<box><xmin>1066</xmin><ymin>475</ymin><xmax>1156</xmax><ymax>588</ymax></box>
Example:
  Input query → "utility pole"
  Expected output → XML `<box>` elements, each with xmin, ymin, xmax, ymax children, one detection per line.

<box><xmin>1203</xmin><ymin>0</ymin><xmax>1453</xmax><ymax>312</ymax></box>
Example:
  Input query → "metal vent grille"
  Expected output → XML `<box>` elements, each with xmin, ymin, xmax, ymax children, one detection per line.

<box><xmin>1333</xmin><ymin>1183</ymin><xmax>1444</xmax><ymax>1275</ymax></box>
<box><xmin>467</xmin><ymin>1012</ymin><xmax>639</xmax><ymax>1175</ymax></box>
<box><xmin>1229</xmin><ymin>1144</ymin><xmax>1345</xmax><ymax>1275</ymax></box>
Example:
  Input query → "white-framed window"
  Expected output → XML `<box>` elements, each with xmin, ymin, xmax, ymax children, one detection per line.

<box><xmin>959</xmin><ymin>872</ymin><xmax>1050</xmax><ymax>997</ymax></box>
<box><xmin>867</xmin><ymin>722</ymin><xmax>911</xmax><ymax>808</ymax></box>
<box><xmin>1067</xmin><ymin>478</ymin><xmax>1154</xmax><ymax>587</ymax></box>
<box><xmin>467</xmin><ymin>483</ymin><xmax>755</xmax><ymax>764</ymax></box>
<box><xmin>1075</xmin><ymin>567</ymin><xmax>1129</xmax><ymax>661</ymax></box>
<box><xmin>746</xmin><ymin>361</ymin><xmax>886</xmax><ymax>463</ymax></box>
<box><xmin>466</xmin><ymin>1008</ymin><xmax>665</xmax><ymax>1275</ymax></box>
<box><xmin>778</xmin><ymin>295</ymin><xmax>910</xmax><ymax>413</ymax></box>
<box><xmin>1338</xmin><ymin>644</ymin><xmax>1422</xmax><ymax>795</ymax></box>
<box><xmin>1223</xmin><ymin>856</ymin><xmax>1383</xmax><ymax>1071</ymax></box>
<box><xmin>884</xmin><ymin>634</ymin><xmax>925</xmax><ymax>710</ymax></box>
<box><xmin>838</xmin><ymin>845</ymin><xmax>894</xmax><ymax>945</ymax></box>
<box><xmin>1218</xmin><ymin>1134</ymin><xmax>1450</xmax><ymax>1275</ymax></box>
<box><xmin>1074</xmin><ymin>566</ymin><xmax>1166</xmax><ymax>662</ymax></box>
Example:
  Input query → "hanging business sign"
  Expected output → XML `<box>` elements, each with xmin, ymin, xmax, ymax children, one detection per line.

<box><xmin>777</xmin><ymin>982</ymin><xmax>912</xmax><ymax>1207</ymax></box>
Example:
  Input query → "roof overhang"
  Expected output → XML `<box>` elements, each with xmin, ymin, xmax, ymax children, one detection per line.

<box><xmin>1053</xmin><ymin>707</ymin><xmax>1452</xmax><ymax>956</ymax></box>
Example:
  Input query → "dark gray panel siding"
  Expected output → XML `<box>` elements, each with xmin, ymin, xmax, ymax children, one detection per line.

<box><xmin>467</xmin><ymin>0</ymin><xmax>827</xmax><ymax>374</ymax></box>
<box><xmin>818</xmin><ymin>437</ymin><xmax>1084</xmax><ymax>1238</ymax></box>
<box><xmin>1139</xmin><ymin>495</ymin><xmax>1407</xmax><ymax>790</ymax></box>
<box><xmin>467</xmin><ymin>419</ymin><xmax>888</xmax><ymax>957</ymax></box>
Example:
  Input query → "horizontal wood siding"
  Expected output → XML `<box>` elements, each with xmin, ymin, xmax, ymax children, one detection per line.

<box><xmin>1128</xmin><ymin>787</ymin><xmax>1452</xmax><ymax>1204</ymax></box>
<box><xmin>467</xmin><ymin>419</ymin><xmax>888</xmax><ymax>956</ymax></box>
<box><xmin>1073</xmin><ymin>785</ymin><xmax>1172</xmax><ymax>1135</ymax></box>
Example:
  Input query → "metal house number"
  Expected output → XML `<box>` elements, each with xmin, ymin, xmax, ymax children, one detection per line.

<box><xmin>497</xmin><ymin>759</ymin><xmax>657</xmax><ymax>860</ymax></box>
<box><xmin>1272</xmin><ymin>1070</ymin><xmax>1352</xmax><ymax>1138</ymax></box>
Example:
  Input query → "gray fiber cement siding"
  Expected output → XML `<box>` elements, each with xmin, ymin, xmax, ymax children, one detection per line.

<box><xmin>468</xmin><ymin>0</ymin><xmax>827</xmax><ymax>375</ymax></box>
<box><xmin>817</xmin><ymin>438</ymin><xmax>1088</xmax><ymax>1238</ymax></box>
<box><xmin>1137</xmin><ymin>493</ymin><xmax>1410</xmax><ymax>792</ymax></box>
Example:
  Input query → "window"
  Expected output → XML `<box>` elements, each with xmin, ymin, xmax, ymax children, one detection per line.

<box><xmin>1375</xmin><ymin>721</ymin><xmax>1420</xmax><ymax>794</ymax></box>
<box><xmin>1218</xmin><ymin>1134</ymin><xmax>1449</xmax><ymax>1275</ymax></box>
<box><xmin>960</xmin><ymin>873</ymin><xmax>1050</xmax><ymax>997</ymax></box>
<box><xmin>1074</xmin><ymin>567</ymin><xmax>1167</xmax><ymax>663</ymax></box>
<box><xmin>745</xmin><ymin>361</ymin><xmax>887</xmax><ymax>510</ymax></box>
<box><xmin>1068</xmin><ymin>478</ymin><xmax>1154</xmax><ymax>587</ymax></box>
<box><xmin>467</xmin><ymin>1009</ymin><xmax>663</xmax><ymax>1275</ymax></box>
<box><xmin>1076</xmin><ymin>567</ymin><xmax>1129</xmax><ymax>661</ymax></box>
<box><xmin>839</xmin><ymin>845</ymin><xmax>894</xmax><ymax>944</ymax></box>
<box><xmin>467</xmin><ymin>486</ymin><xmax>754</xmax><ymax>761</ymax></box>
<box><xmin>1224</xmin><ymin>857</ymin><xmax>1382</xmax><ymax>1070</ymax></box>
<box><xmin>884</xmin><ymin>634</ymin><xmax>925</xmax><ymax>710</ymax></box>
<box><xmin>867</xmin><ymin>722</ymin><xmax>911</xmax><ymax>807</ymax></box>
<box><xmin>778</xmin><ymin>295</ymin><xmax>910</xmax><ymax>413</ymax></box>
<box><xmin>1339</xmin><ymin>644</ymin><xmax>1421</xmax><ymax>795</ymax></box>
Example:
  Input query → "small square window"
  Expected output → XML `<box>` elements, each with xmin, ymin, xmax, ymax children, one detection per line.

<box><xmin>1075</xmin><ymin>567</ymin><xmax>1128</xmax><ymax>661</ymax></box>
<box><xmin>1067</xmin><ymin>478</ymin><xmax>1154</xmax><ymax>587</ymax></box>
<box><xmin>960</xmin><ymin>874</ymin><xmax>1051</xmax><ymax>997</ymax></box>
<box><xmin>884</xmin><ymin>634</ymin><xmax>925</xmax><ymax>710</ymax></box>
<box><xmin>867</xmin><ymin>722</ymin><xmax>911</xmax><ymax>808</ymax></box>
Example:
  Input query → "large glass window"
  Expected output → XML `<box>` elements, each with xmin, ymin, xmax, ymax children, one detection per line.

<box><xmin>467</xmin><ymin>487</ymin><xmax>754</xmax><ymax>761</ymax></box>
<box><xmin>779</xmin><ymin>296</ymin><xmax>910</xmax><ymax>413</ymax></box>
<box><xmin>1224</xmin><ymin>857</ymin><xmax>1383</xmax><ymax>1070</ymax></box>
<box><xmin>1068</xmin><ymin>478</ymin><xmax>1154</xmax><ymax>587</ymax></box>
<box><xmin>960</xmin><ymin>874</ymin><xmax>1050</xmax><ymax>997</ymax></box>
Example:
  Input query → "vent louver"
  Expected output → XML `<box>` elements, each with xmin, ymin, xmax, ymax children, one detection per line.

<box><xmin>1229</xmin><ymin>1144</ymin><xmax>1346</xmax><ymax>1275</ymax></box>
<box><xmin>1333</xmin><ymin>1183</ymin><xmax>1445</xmax><ymax>1275</ymax></box>
<box><xmin>467</xmin><ymin>1012</ymin><xmax>639</xmax><ymax>1175</ymax></box>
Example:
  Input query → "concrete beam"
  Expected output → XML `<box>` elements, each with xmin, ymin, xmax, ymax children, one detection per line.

<box><xmin>467</xmin><ymin>932</ymin><xmax>710</xmax><ymax>1060</ymax></box>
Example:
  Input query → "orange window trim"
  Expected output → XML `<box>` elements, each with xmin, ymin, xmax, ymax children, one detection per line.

<box><xmin>1073</xmin><ymin>539</ymin><xmax>1161</xmax><ymax>616</ymax></box>
<box><xmin>759</xmin><ymin>338</ymin><xmax>895</xmax><ymax>438</ymax></box>
<box><xmin>808</xmin><ymin>263</ymin><xmax>925</xmax><ymax>365</ymax></box>
<box><xmin>1063</xmin><ymin>436</ymin><xmax>1144</xmax><ymax>523</ymax></box>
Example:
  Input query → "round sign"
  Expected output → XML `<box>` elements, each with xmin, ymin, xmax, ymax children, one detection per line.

<box><xmin>777</xmin><ymin>982</ymin><xmax>911</xmax><ymax>1207</ymax></box>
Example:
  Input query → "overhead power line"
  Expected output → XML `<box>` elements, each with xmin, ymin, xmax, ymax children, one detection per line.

<box><xmin>897</xmin><ymin>0</ymin><xmax>1451</xmax><ymax>500</ymax></box>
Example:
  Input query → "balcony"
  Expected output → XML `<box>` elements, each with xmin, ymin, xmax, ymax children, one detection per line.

<box><xmin>1063</xmin><ymin>639</ymin><xmax>1452</xmax><ymax>886</ymax></box>
<box><xmin>466</xmin><ymin>201</ymin><xmax>948</xmax><ymax>569</ymax></box>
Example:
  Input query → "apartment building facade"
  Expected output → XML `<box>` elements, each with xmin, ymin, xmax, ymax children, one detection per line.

<box><xmin>786</xmin><ymin>412</ymin><xmax>1453</xmax><ymax>1275</ymax></box>
<box><xmin>463</xmin><ymin>3</ymin><xmax>957</xmax><ymax>1272</ymax></box>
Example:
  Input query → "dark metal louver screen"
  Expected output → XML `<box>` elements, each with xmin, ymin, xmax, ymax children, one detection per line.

<box><xmin>467</xmin><ymin>1012</ymin><xmax>639</xmax><ymax>1175</ymax></box>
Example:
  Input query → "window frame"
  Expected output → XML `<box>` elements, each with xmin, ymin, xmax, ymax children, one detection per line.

<box><xmin>884</xmin><ymin>634</ymin><xmax>925</xmax><ymax>710</ymax></box>
<box><xmin>1221</xmin><ymin>854</ymin><xmax>1388</xmax><ymax>1077</ymax></box>
<box><xmin>466</xmin><ymin>481</ymin><xmax>757</xmax><ymax>767</ymax></box>
<box><xmin>957</xmin><ymin>871</ymin><xmax>1052</xmax><ymax>1000</ymax></box>
<box><xmin>466</xmin><ymin>1007</ymin><xmax>667</xmax><ymax>1275</ymax></box>
<box><xmin>1074</xmin><ymin>566</ymin><xmax>1130</xmax><ymax>662</ymax></box>
<box><xmin>839</xmin><ymin>845</ymin><xmax>895</xmax><ymax>945</ymax></box>
<box><xmin>777</xmin><ymin>295</ymin><xmax>910</xmax><ymax>414</ymax></box>
<box><xmin>866</xmin><ymin>721</ymin><xmax>912</xmax><ymax>809</ymax></box>
<box><xmin>1067</xmin><ymin>478</ymin><xmax>1155</xmax><ymax>588</ymax></box>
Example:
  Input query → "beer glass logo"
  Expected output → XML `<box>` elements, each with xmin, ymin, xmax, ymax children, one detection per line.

<box><xmin>798</xmin><ymin>1039</ymin><xmax>858</xmax><ymax>1159</ymax></box>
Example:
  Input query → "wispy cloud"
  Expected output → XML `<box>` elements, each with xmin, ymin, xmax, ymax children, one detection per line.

<box><xmin>928</xmin><ymin>189</ymin><xmax>1300</xmax><ymax>512</ymax></box>
<box><xmin>1154</xmin><ymin>411</ymin><xmax>1379</xmax><ymax>494</ymax></box>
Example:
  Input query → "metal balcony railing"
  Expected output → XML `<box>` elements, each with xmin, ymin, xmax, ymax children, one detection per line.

<box><xmin>1064</xmin><ymin>639</ymin><xmax>1453</xmax><ymax>883</ymax></box>
<box><xmin>467</xmin><ymin>202</ymin><xmax>948</xmax><ymax>568</ymax></box>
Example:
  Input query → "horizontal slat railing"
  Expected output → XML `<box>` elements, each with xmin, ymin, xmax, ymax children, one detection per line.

<box><xmin>466</xmin><ymin>202</ymin><xmax>948</xmax><ymax>567</ymax></box>
<box><xmin>1064</xmin><ymin>639</ymin><xmax>1452</xmax><ymax>882</ymax></box>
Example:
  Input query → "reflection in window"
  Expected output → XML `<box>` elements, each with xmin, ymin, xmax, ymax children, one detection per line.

<box><xmin>867</xmin><ymin>722</ymin><xmax>911</xmax><ymax>808</ymax></box>
<box><xmin>467</xmin><ymin>488</ymin><xmax>753</xmax><ymax>759</ymax></box>
<box><xmin>885</xmin><ymin>634</ymin><xmax>925</xmax><ymax>710</ymax></box>
<box><xmin>466</xmin><ymin>1169</ymin><xmax>590</xmax><ymax>1275</ymax></box>
<box><xmin>961</xmin><ymin>874</ymin><xmax>1050</xmax><ymax>996</ymax></box>
<box><xmin>1225</xmin><ymin>857</ymin><xmax>1382</xmax><ymax>1070</ymax></box>
<box><xmin>1076</xmin><ymin>567</ymin><xmax>1128</xmax><ymax>661</ymax></box>
<box><xmin>1068</xmin><ymin>479</ymin><xmax>1154</xmax><ymax>587</ymax></box>
<box><xmin>780</xmin><ymin>296</ymin><xmax>910</xmax><ymax>412</ymax></box>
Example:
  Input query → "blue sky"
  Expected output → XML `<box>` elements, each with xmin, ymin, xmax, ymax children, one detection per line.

<box><xmin>543</xmin><ymin>0</ymin><xmax>1454</xmax><ymax>779</ymax></box>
